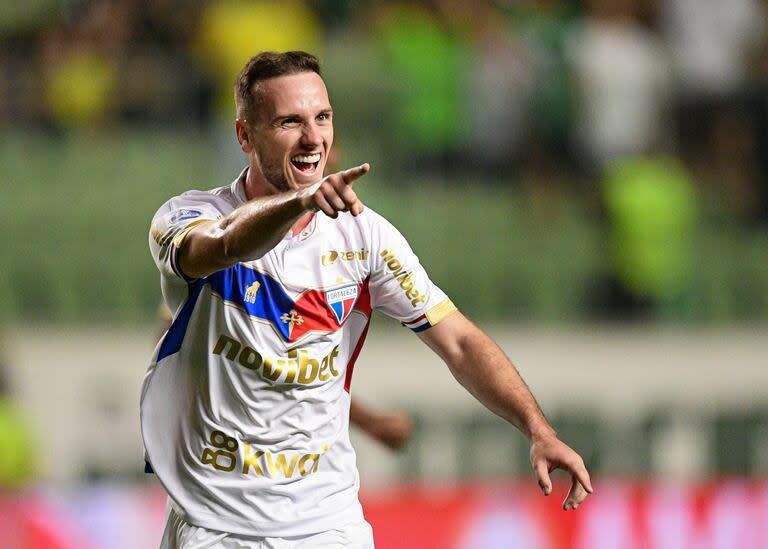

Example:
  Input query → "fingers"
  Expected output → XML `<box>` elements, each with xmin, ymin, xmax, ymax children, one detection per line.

<box><xmin>307</xmin><ymin>163</ymin><xmax>369</xmax><ymax>218</ymax></box>
<box><xmin>562</xmin><ymin>478</ymin><xmax>589</xmax><ymax>510</ymax></box>
<box><xmin>313</xmin><ymin>192</ymin><xmax>337</xmax><ymax>218</ymax></box>
<box><xmin>556</xmin><ymin>451</ymin><xmax>592</xmax><ymax>494</ymax></box>
<box><xmin>530</xmin><ymin>437</ymin><xmax>593</xmax><ymax>510</ymax></box>
<box><xmin>338</xmin><ymin>163</ymin><xmax>370</xmax><ymax>185</ymax></box>
<box><xmin>570</xmin><ymin>459</ymin><xmax>593</xmax><ymax>494</ymax></box>
<box><xmin>321</xmin><ymin>182</ymin><xmax>347</xmax><ymax>213</ymax></box>
<box><xmin>311</xmin><ymin>182</ymin><xmax>361</xmax><ymax>218</ymax></box>
<box><xmin>335</xmin><ymin>182</ymin><xmax>359</xmax><ymax>211</ymax></box>
<box><xmin>533</xmin><ymin>459</ymin><xmax>552</xmax><ymax>496</ymax></box>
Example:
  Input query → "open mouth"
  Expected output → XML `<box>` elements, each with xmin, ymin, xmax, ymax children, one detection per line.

<box><xmin>291</xmin><ymin>153</ymin><xmax>321</xmax><ymax>176</ymax></box>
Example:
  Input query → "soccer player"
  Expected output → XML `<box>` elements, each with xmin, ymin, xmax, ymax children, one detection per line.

<box><xmin>142</xmin><ymin>51</ymin><xmax>592</xmax><ymax>549</ymax></box>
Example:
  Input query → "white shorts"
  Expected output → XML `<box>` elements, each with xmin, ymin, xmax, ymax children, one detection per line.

<box><xmin>159</xmin><ymin>503</ymin><xmax>375</xmax><ymax>549</ymax></box>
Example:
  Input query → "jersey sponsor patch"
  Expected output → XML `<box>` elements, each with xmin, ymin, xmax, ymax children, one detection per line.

<box><xmin>325</xmin><ymin>285</ymin><xmax>359</xmax><ymax>325</ymax></box>
<box><xmin>169</xmin><ymin>208</ymin><xmax>203</xmax><ymax>224</ymax></box>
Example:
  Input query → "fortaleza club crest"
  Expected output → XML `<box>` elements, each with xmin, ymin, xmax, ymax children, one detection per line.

<box><xmin>325</xmin><ymin>285</ymin><xmax>359</xmax><ymax>325</ymax></box>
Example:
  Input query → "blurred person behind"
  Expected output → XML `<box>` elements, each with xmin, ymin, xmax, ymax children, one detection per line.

<box><xmin>193</xmin><ymin>0</ymin><xmax>322</xmax><ymax>174</ymax></box>
<box><xmin>566</xmin><ymin>0</ymin><xmax>673</xmax><ymax>167</ymax></box>
<box><xmin>194</xmin><ymin>0</ymin><xmax>322</xmax><ymax>118</ymax></box>
<box><xmin>597</xmin><ymin>155</ymin><xmax>699</xmax><ymax>319</ymax></box>
<box><xmin>661</xmin><ymin>0</ymin><xmax>764</xmax><ymax>104</ymax></box>
<box><xmin>748</xmin><ymin>36</ymin><xmax>768</xmax><ymax>224</ymax></box>
<box><xmin>372</xmin><ymin>1</ymin><xmax>469</xmax><ymax>175</ymax></box>
<box><xmin>0</xmin><ymin>0</ymin><xmax>60</xmax><ymax>127</ymax></box>
<box><xmin>119</xmin><ymin>0</ymin><xmax>212</xmax><ymax>126</ymax></box>
<box><xmin>661</xmin><ymin>0</ymin><xmax>768</xmax><ymax>225</ymax></box>
<box><xmin>506</xmin><ymin>0</ymin><xmax>580</xmax><ymax>161</ymax></box>
<box><xmin>37</xmin><ymin>0</ymin><xmax>130</xmax><ymax>129</ymax></box>
<box><xmin>40</xmin><ymin>29</ymin><xmax>119</xmax><ymax>128</ymax></box>
<box><xmin>460</xmin><ymin>0</ymin><xmax>538</xmax><ymax>175</ymax></box>
<box><xmin>567</xmin><ymin>0</ymin><xmax>700</xmax><ymax>318</ymax></box>
<box><xmin>0</xmin><ymin>345</ymin><xmax>36</xmax><ymax>489</ymax></box>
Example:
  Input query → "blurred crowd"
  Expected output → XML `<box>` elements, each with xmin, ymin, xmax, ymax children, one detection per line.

<box><xmin>1</xmin><ymin>0</ymin><xmax>767</xmax><ymax>491</ymax></box>
<box><xmin>2</xmin><ymin>0</ymin><xmax>768</xmax><ymax>319</ymax></box>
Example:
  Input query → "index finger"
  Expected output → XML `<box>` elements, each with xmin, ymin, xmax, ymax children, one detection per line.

<box><xmin>563</xmin><ymin>478</ymin><xmax>589</xmax><ymax>510</ymax></box>
<box><xmin>339</xmin><ymin>163</ymin><xmax>370</xmax><ymax>185</ymax></box>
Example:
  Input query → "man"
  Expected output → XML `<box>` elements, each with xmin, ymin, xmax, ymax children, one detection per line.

<box><xmin>142</xmin><ymin>51</ymin><xmax>592</xmax><ymax>549</ymax></box>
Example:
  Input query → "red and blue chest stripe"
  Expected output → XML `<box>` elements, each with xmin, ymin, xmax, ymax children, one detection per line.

<box><xmin>208</xmin><ymin>264</ymin><xmax>370</xmax><ymax>342</ymax></box>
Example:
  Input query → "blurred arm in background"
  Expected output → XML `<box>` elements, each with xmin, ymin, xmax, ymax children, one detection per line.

<box><xmin>349</xmin><ymin>399</ymin><xmax>413</xmax><ymax>451</ymax></box>
<box><xmin>418</xmin><ymin>311</ymin><xmax>593</xmax><ymax>510</ymax></box>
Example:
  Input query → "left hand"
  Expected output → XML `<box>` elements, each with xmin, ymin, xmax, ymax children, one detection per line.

<box><xmin>368</xmin><ymin>411</ymin><xmax>414</xmax><ymax>451</ymax></box>
<box><xmin>529</xmin><ymin>434</ymin><xmax>593</xmax><ymax>510</ymax></box>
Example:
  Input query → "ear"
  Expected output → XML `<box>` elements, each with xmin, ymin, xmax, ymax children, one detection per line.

<box><xmin>235</xmin><ymin>118</ymin><xmax>253</xmax><ymax>153</ymax></box>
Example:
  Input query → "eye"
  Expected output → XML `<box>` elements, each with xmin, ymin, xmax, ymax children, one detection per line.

<box><xmin>281</xmin><ymin>117</ymin><xmax>301</xmax><ymax>127</ymax></box>
<box><xmin>317</xmin><ymin>112</ymin><xmax>332</xmax><ymax>122</ymax></box>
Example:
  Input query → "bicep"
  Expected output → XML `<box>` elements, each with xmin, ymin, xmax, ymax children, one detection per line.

<box><xmin>416</xmin><ymin>310</ymin><xmax>472</xmax><ymax>364</ymax></box>
<box><xmin>417</xmin><ymin>311</ymin><xmax>504</xmax><ymax>383</ymax></box>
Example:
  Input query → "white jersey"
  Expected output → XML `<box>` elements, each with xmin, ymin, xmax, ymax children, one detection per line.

<box><xmin>140</xmin><ymin>171</ymin><xmax>456</xmax><ymax>537</ymax></box>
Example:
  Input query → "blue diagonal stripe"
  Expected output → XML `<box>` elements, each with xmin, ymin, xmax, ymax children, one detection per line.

<box><xmin>209</xmin><ymin>265</ymin><xmax>295</xmax><ymax>340</ymax></box>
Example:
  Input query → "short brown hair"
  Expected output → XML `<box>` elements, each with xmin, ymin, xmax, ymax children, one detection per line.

<box><xmin>235</xmin><ymin>51</ymin><xmax>321</xmax><ymax>120</ymax></box>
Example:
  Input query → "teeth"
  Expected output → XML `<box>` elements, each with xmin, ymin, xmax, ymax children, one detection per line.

<box><xmin>292</xmin><ymin>153</ymin><xmax>320</xmax><ymax>163</ymax></box>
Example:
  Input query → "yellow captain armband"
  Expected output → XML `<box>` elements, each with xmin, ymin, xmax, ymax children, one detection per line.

<box><xmin>425</xmin><ymin>298</ymin><xmax>457</xmax><ymax>326</ymax></box>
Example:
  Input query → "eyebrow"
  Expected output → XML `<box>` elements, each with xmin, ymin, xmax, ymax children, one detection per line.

<box><xmin>270</xmin><ymin>108</ymin><xmax>333</xmax><ymax>125</ymax></box>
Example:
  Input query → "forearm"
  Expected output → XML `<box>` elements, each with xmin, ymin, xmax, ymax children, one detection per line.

<box><xmin>180</xmin><ymin>187</ymin><xmax>314</xmax><ymax>278</ymax></box>
<box><xmin>216</xmin><ymin>191</ymin><xmax>308</xmax><ymax>261</ymax></box>
<box><xmin>349</xmin><ymin>398</ymin><xmax>375</xmax><ymax>431</ymax></box>
<box><xmin>179</xmin><ymin>163</ymin><xmax>369</xmax><ymax>279</ymax></box>
<box><xmin>455</xmin><ymin>332</ymin><xmax>555</xmax><ymax>440</ymax></box>
<box><xmin>422</xmin><ymin>316</ymin><xmax>555</xmax><ymax>441</ymax></box>
<box><xmin>419</xmin><ymin>314</ymin><xmax>592</xmax><ymax>507</ymax></box>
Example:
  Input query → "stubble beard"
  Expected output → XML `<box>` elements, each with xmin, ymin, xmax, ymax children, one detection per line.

<box><xmin>266</xmin><ymin>172</ymin><xmax>290</xmax><ymax>193</ymax></box>
<box><xmin>257</xmin><ymin>156</ymin><xmax>291</xmax><ymax>193</ymax></box>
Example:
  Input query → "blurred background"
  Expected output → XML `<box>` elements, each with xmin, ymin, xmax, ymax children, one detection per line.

<box><xmin>1</xmin><ymin>0</ymin><xmax>768</xmax><ymax>547</ymax></box>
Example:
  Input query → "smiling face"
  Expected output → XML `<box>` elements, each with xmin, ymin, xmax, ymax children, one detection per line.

<box><xmin>237</xmin><ymin>71</ymin><xmax>334</xmax><ymax>194</ymax></box>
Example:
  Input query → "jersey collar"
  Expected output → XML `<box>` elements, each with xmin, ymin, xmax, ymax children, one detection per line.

<box><xmin>294</xmin><ymin>212</ymin><xmax>318</xmax><ymax>242</ymax></box>
<box><xmin>230</xmin><ymin>167</ymin><xmax>249</xmax><ymax>206</ymax></box>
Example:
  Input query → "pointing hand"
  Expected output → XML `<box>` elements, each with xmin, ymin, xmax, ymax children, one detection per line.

<box><xmin>300</xmin><ymin>163</ymin><xmax>370</xmax><ymax>218</ymax></box>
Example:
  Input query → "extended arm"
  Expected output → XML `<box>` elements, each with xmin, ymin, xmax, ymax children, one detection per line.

<box><xmin>179</xmin><ymin>164</ymin><xmax>369</xmax><ymax>279</ymax></box>
<box><xmin>418</xmin><ymin>311</ymin><xmax>593</xmax><ymax>510</ymax></box>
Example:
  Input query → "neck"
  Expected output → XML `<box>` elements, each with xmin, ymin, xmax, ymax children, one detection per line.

<box><xmin>242</xmin><ymin>163</ymin><xmax>274</xmax><ymax>201</ymax></box>
<box><xmin>241</xmin><ymin>164</ymin><xmax>315</xmax><ymax>237</ymax></box>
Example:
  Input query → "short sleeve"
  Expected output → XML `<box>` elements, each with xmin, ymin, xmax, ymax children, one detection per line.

<box><xmin>149</xmin><ymin>192</ymin><xmax>223</xmax><ymax>281</ymax></box>
<box><xmin>366</xmin><ymin>210</ymin><xmax>457</xmax><ymax>332</ymax></box>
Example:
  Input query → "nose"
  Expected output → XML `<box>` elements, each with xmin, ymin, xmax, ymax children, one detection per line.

<box><xmin>301</xmin><ymin>122</ymin><xmax>323</xmax><ymax>149</ymax></box>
